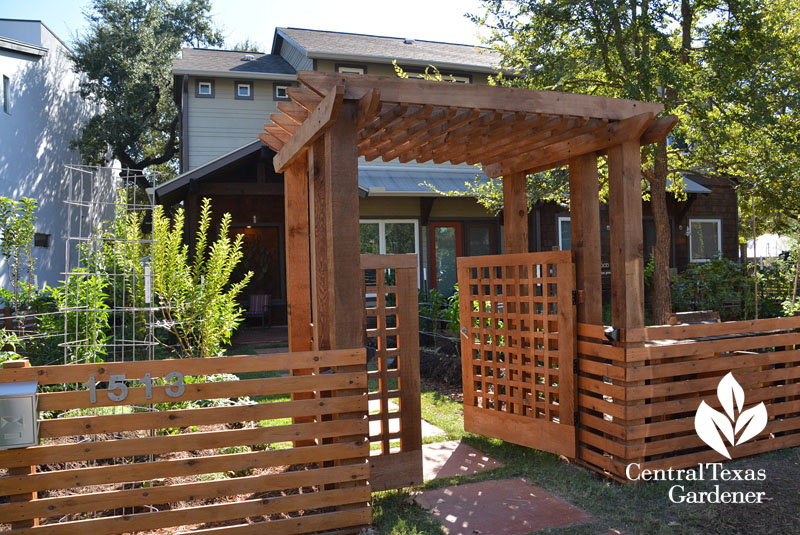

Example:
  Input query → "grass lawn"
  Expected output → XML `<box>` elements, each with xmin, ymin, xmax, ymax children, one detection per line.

<box><xmin>373</xmin><ymin>384</ymin><xmax>800</xmax><ymax>535</ymax></box>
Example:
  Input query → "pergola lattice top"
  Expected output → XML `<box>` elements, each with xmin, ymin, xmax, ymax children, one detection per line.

<box><xmin>259</xmin><ymin>71</ymin><xmax>676</xmax><ymax>178</ymax></box>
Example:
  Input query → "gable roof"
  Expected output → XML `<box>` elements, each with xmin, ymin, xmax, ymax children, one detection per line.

<box><xmin>173</xmin><ymin>48</ymin><xmax>296</xmax><ymax>79</ymax></box>
<box><xmin>273</xmin><ymin>27</ymin><xmax>501</xmax><ymax>73</ymax></box>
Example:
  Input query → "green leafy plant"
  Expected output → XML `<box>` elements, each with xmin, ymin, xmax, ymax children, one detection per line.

<box><xmin>152</xmin><ymin>198</ymin><xmax>253</xmax><ymax>358</ymax></box>
<box><xmin>0</xmin><ymin>197</ymin><xmax>37</xmax><ymax>314</ymax></box>
<box><xmin>0</xmin><ymin>330</ymin><xmax>23</xmax><ymax>364</ymax></box>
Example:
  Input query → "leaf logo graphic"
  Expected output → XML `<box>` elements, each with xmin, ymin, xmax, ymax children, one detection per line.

<box><xmin>694</xmin><ymin>372</ymin><xmax>768</xmax><ymax>459</ymax></box>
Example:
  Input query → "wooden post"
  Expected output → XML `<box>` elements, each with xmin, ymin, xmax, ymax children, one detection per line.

<box><xmin>285</xmin><ymin>154</ymin><xmax>315</xmax><ymax>445</ymax></box>
<box><xmin>4</xmin><ymin>359</ymin><xmax>38</xmax><ymax>529</ymax></box>
<box><xmin>284</xmin><ymin>156</ymin><xmax>313</xmax><ymax>352</ymax></box>
<box><xmin>503</xmin><ymin>171</ymin><xmax>528</xmax><ymax>254</ymax></box>
<box><xmin>309</xmin><ymin>101</ymin><xmax>365</xmax><ymax>350</ymax></box>
<box><xmin>607</xmin><ymin>141</ymin><xmax>644</xmax><ymax>330</ymax></box>
<box><xmin>607</xmin><ymin>140</ymin><xmax>645</xmax><ymax>470</ymax></box>
<box><xmin>568</xmin><ymin>153</ymin><xmax>603</xmax><ymax>325</ymax></box>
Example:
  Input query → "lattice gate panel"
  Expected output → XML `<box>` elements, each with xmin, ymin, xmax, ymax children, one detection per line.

<box><xmin>360</xmin><ymin>254</ymin><xmax>422</xmax><ymax>491</ymax></box>
<box><xmin>457</xmin><ymin>251</ymin><xmax>576</xmax><ymax>458</ymax></box>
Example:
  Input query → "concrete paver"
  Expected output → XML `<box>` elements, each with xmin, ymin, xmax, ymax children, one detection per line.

<box><xmin>415</xmin><ymin>478</ymin><xmax>594</xmax><ymax>534</ymax></box>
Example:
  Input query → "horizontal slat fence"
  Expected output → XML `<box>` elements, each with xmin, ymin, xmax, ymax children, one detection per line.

<box><xmin>0</xmin><ymin>350</ymin><xmax>370</xmax><ymax>534</ymax></box>
<box><xmin>577</xmin><ymin>316</ymin><xmax>800</xmax><ymax>480</ymax></box>
<box><xmin>360</xmin><ymin>254</ymin><xmax>423</xmax><ymax>491</ymax></box>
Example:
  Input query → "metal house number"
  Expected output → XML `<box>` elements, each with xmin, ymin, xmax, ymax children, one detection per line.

<box><xmin>84</xmin><ymin>372</ymin><xmax>185</xmax><ymax>403</ymax></box>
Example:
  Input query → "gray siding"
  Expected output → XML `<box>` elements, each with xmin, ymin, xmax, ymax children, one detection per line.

<box><xmin>187</xmin><ymin>77</ymin><xmax>280</xmax><ymax>170</ymax></box>
<box><xmin>279</xmin><ymin>40</ymin><xmax>313</xmax><ymax>72</ymax></box>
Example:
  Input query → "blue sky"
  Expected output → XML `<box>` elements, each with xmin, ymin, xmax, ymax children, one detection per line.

<box><xmin>1</xmin><ymin>0</ymin><xmax>489</xmax><ymax>49</ymax></box>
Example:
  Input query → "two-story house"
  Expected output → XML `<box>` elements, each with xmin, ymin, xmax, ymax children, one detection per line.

<box><xmin>0</xmin><ymin>19</ymin><xmax>100</xmax><ymax>289</ymax></box>
<box><xmin>155</xmin><ymin>27</ymin><xmax>738</xmax><ymax>323</ymax></box>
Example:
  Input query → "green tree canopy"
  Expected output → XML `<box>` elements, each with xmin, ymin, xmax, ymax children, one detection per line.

<box><xmin>71</xmin><ymin>0</ymin><xmax>223</xmax><ymax>187</ymax></box>
<box><xmin>470</xmin><ymin>0</ymin><xmax>798</xmax><ymax>323</ymax></box>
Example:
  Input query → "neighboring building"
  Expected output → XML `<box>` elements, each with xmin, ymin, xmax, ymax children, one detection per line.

<box><xmin>157</xmin><ymin>27</ymin><xmax>739</xmax><ymax>321</ymax></box>
<box><xmin>0</xmin><ymin>19</ymin><xmax>97</xmax><ymax>288</ymax></box>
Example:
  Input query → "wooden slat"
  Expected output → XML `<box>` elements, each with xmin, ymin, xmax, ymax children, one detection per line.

<box><xmin>484</xmin><ymin>113</ymin><xmax>653</xmax><ymax>178</ymax></box>
<box><xmin>1</xmin><ymin>440</ymin><xmax>368</xmax><ymax>495</ymax></box>
<box><xmin>373</xmin><ymin>107</ymin><xmax>458</xmax><ymax>162</ymax></box>
<box><xmin>6</xmin><ymin>486</ymin><xmax>370</xmax><ymax>535</ymax></box>
<box><xmin>0</xmin><ymin>418</ymin><xmax>367</xmax><ymax>468</ymax></box>
<box><xmin>457</xmin><ymin>250</ymin><xmax>571</xmax><ymax>269</ymax></box>
<box><xmin>297</xmin><ymin>71</ymin><xmax>664</xmax><ymax>121</ymax></box>
<box><xmin>38</xmin><ymin>395</ymin><xmax>364</xmax><ymax>438</ymax></box>
<box><xmin>36</xmin><ymin>372</ymin><xmax>366</xmax><ymax>411</ymax></box>
<box><xmin>625</xmin><ymin>315</ymin><xmax>800</xmax><ymax>342</ymax></box>
<box><xmin>359</xmin><ymin>254</ymin><xmax>417</xmax><ymax>270</ymax></box>
<box><xmin>286</xmin><ymin>86</ymin><xmax>323</xmax><ymax>111</ymax></box>
<box><xmin>0</xmin><ymin>464</ymin><xmax>368</xmax><ymax>523</ymax></box>
<box><xmin>397</xmin><ymin>109</ymin><xmax>480</xmax><ymax>163</ymax></box>
<box><xmin>271</xmin><ymin>113</ymin><xmax>300</xmax><ymax>136</ymax></box>
<box><xmin>274</xmin><ymin>85</ymin><xmax>344</xmax><ymax>173</ymax></box>
<box><xmin>189</xmin><ymin>507</ymin><xmax>372</xmax><ymax>535</ymax></box>
<box><xmin>264</xmin><ymin>125</ymin><xmax>290</xmax><ymax>143</ymax></box>
<box><xmin>277</xmin><ymin>101</ymin><xmax>311</xmax><ymax>123</ymax></box>
<box><xmin>258</xmin><ymin>132</ymin><xmax>284</xmax><ymax>151</ymax></box>
<box><xmin>0</xmin><ymin>351</ymin><xmax>361</xmax><ymax>383</ymax></box>
<box><xmin>458</xmin><ymin>113</ymin><xmax>554</xmax><ymax>165</ymax></box>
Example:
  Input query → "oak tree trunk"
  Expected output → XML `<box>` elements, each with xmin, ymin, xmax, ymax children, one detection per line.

<box><xmin>651</xmin><ymin>141</ymin><xmax>672</xmax><ymax>324</ymax></box>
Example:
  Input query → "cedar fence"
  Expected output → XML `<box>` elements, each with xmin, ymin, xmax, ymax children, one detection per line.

<box><xmin>361</xmin><ymin>254</ymin><xmax>423</xmax><ymax>491</ymax></box>
<box><xmin>577</xmin><ymin>316</ymin><xmax>800</xmax><ymax>480</ymax></box>
<box><xmin>0</xmin><ymin>350</ymin><xmax>370</xmax><ymax>534</ymax></box>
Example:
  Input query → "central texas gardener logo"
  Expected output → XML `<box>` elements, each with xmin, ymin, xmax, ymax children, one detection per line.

<box><xmin>694</xmin><ymin>372</ymin><xmax>768</xmax><ymax>459</ymax></box>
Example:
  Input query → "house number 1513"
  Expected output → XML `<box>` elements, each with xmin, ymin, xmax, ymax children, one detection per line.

<box><xmin>84</xmin><ymin>372</ymin><xmax>186</xmax><ymax>403</ymax></box>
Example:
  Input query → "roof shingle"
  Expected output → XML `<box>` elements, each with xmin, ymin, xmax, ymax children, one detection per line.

<box><xmin>276</xmin><ymin>27</ymin><xmax>501</xmax><ymax>71</ymax></box>
<box><xmin>173</xmin><ymin>48</ymin><xmax>296</xmax><ymax>75</ymax></box>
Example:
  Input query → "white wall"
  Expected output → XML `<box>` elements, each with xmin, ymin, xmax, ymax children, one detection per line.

<box><xmin>0</xmin><ymin>22</ymin><xmax>99</xmax><ymax>289</ymax></box>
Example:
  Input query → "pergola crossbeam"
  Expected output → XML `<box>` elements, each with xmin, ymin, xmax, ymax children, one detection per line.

<box><xmin>274</xmin><ymin>85</ymin><xmax>344</xmax><ymax>173</ymax></box>
<box><xmin>484</xmin><ymin>112</ymin><xmax>654</xmax><ymax>178</ymax></box>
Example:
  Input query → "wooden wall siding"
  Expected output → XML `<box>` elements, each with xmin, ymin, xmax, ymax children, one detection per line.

<box><xmin>576</xmin><ymin>317</ymin><xmax>800</xmax><ymax>480</ymax></box>
<box><xmin>361</xmin><ymin>254</ymin><xmax>423</xmax><ymax>491</ymax></box>
<box><xmin>0</xmin><ymin>351</ymin><xmax>371</xmax><ymax>534</ymax></box>
<box><xmin>457</xmin><ymin>251</ymin><xmax>577</xmax><ymax>458</ymax></box>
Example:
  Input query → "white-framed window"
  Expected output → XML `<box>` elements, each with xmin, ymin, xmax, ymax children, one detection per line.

<box><xmin>359</xmin><ymin>219</ymin><xmax>419</xmax><ymax>255</ymax></box>
<box><xmin>195</xmin><ymin>79</ymin><xmax>214</xmax><ymax>98</ymax></box>
<box><xmin>2</xmin><ymin>75</ymin><xmax>10</xmax><ymax>113</ymax></box>
<box><xmin>689</xmin><ymin>218</ymin><xmax>722</xmax><ymax>262</ymax></box>
<box><xmin>234</xmin><ymin>80</ymin><xmax>253</xmax><ymax>100</ymax></box>
<box><xmin>558</xmin><ymin>216</ymin><xmax>572</xmax><ymax>251</ymax></box>
<box><xmin>337</xmin><ymin>65</ymin><xmax>365</xmax><ymax>75</ymax></box>
<box><xmin>273</xmin><ymin>83</ymin><xmax>289</xmax><ymax>100</ymax></box>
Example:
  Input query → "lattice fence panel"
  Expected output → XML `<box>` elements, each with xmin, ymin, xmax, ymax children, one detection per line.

<box><xmin>361</xmin><ymin>254</ymin><xmax>422</xmax><ymax>491</ymax></box>
<box><xmin>457</xmin><ymin>251</ymin><xmax>576</xmax><ymax>457</ymax></box>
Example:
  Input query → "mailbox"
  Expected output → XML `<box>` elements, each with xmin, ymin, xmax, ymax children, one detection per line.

<box><xmin>0</xmin><ymin>381</ymin><xmax>38</xmax><ymax>449</ymax></box>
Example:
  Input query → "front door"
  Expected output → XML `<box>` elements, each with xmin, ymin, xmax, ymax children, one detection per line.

<box><xmin>456</xmin><ymin>251</ymin><xmax>577</xmax><ymax>458</ymax></box>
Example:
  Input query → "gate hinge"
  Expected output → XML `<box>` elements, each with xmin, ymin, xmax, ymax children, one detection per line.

<box><xmin>572</xmin><ymin>290</ymin><xmax>583</xmax><ymax>306</ymax></box>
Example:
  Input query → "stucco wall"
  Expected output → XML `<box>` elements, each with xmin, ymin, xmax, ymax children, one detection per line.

<box><xmin>0</xmin><ymin>22</ymin><xmax>99</xmax><ymax>288</ymax></box>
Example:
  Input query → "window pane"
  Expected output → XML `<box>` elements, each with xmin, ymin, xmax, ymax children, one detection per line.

<box><xmin>560</xmin><ymin>219</ymin><xmax>572</xmax><ymax>250</ymax></box>
<box><xmin>468</xmin><ymin>226</ymin><xmax>490</xmax><ymax>256</ymax></box>
<box><xmin>691</xmin><ymin>221</ymin><xmax>720</xmax><ymax>260</ymax></box>
<box><xmin>385</xmin><ymin>223</ymin><xmax>415</xmax><ymax>254</ymax></box>
<box><xmin>435</xmin><ymin>226</ymin><xmax>458</xmax><ymax>296</ymax></box>
<box><xmin>360</xmin><ymin>223</ymin><xmax>380</xmax><ymax>254</ymax></box>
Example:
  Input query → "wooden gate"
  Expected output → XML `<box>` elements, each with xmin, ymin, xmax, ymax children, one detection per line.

<box><xmin>0</xmin><ymin>350</ymin><xmax>370</xmax><ymax>534</ymax></box>
<box><xmin>360</xmin><ymin>254</ymin><xmax>423</xmax><ymax>491</ymax></box>
<box><xmin>457</xmin><ymin>251</ymin><xmax>577</xmax><ymax>458</ymax></box>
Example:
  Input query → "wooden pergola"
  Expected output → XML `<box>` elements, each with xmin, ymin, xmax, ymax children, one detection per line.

<box><xmin>260</xmin><ymin>71</ymin><xmax>676</xmax><ymax>352</ymax></box>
